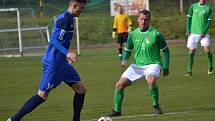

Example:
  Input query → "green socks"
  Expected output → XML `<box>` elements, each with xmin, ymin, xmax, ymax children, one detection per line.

<box><xmin>149</xmin><ymin>84</ymin><xmax>159</xmax><ymax>106</ymax></box>
<box><xmin>114</xmin><ymin>89</ymin><xmax>124</xmax><ymax>112</ymax></box>
<box><xmin>187</xmin><ymin>51</ymin><xmax>213</xmax><ymax>72</ymax></box>
<box><xmin>207</xmin><ymin>51</ymin><xmax>213</xmax><ymax>71</ymax></box>
<box><xmin>188</xmin><ymin>53</ymin><xmax>194</xmax><ymax>73</ymax></box>
<box><xmin>114</xmin><ymin>86</ymin><xmax>160</xmax><ymax>112</ymax></box>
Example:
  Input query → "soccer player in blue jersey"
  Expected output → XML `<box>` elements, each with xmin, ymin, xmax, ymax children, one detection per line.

<box><xmin>7</xmin><ymin>0</ymin><xmax>87</xmax><ymax>121</ymax></box>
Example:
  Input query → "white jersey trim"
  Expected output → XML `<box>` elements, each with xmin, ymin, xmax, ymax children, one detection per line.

<box><xmin>66</xmin><ymin>30</ymin><xmax>74</xmax><ymax>33</ymax></box>
<box><xmin>161</xmin><ymin>46</ymin><xmax>168</xmax><ymax>51</ymax></box>
<box><xmin>187</xmin><ymin>15</ymin><xmax>192</xmax><ymax>17</ymax></box>
<box><xmin>124</xmin><ymin>47</ymin><xmax>132</xmax><ymax>51</ymax></box>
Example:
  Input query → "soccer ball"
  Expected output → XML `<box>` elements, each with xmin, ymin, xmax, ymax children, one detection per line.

<box><xmin>98</xmin><ymin>116</ymin><xmax>112</xmax><ymax>121</ymax></box>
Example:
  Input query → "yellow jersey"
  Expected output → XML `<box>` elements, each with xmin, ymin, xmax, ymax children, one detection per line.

<box><xmin>113</xmin><ymin>13</ymin><xmax>132</xmax><ymax>33</ymax></box>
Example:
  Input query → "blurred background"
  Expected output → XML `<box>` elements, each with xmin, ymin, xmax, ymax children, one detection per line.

<box><xmin>0</xmin><ymin>0</ymin><xmax>215</xmax><ymax>56</ymax></box>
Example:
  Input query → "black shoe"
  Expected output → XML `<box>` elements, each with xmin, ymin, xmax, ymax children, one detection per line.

<box><xmin>107</xmin><ymin>110</ymin><xmax>121</xmax><ymax>117</ymax></box>
<box><xmin>153</xmin><ymin>105</ymin><xmax>163</xmax><ymax>114</ymax></box>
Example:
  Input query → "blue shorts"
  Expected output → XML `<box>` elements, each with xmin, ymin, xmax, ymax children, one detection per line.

<box><xmin>39</xmin><ymin>63</ymin><xmax>81</xmax><ymax>93</ymax></box>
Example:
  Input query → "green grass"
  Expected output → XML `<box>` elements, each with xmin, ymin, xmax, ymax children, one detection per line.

<box><xmin>0</xmin><ymin>44</ymin><xmax>215</xmax><ymax>121</ymax></box>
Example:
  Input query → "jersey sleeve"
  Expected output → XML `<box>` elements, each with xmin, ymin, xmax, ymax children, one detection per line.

<box><xmin>50</xmin><ymin>18</ymin><xmax>69</xmax><ymax>55</ymax></box>
<box><xmin>208</xmin><ymin>7</ymin><xmax>212</xmax><ymax>21</ymax></box>
<box><xmin>187</xmin><ymin>4</ymin><xmax>194</xmax><ymax>18</ymax></box>
<box><xmin>122</xmin><ymin>32</ymin><xmax>133</xmax><ymax>60</ymax></box>
<box><xmin>203</xmin><ymin>7</ymin><xmax>213</xmax><ymax>34</ymax></box>
<box><xmin>113</xmin><ymin>16</ymin><xmax>117</xmax><ymax>29</ymax></box>
<box><xmin>156</xmin><ymin>32</ymin><xmax>168</xmax><ymax>50</ymax></box>
<box><xmin>156</xmin><ymin>32</ymin><xmax>170</xmax><ymax>69</ymax></box>
<box><xmin>186</xmin><ymin>4</ymin><xmax>193</xmax><ymax>32</ymax></box>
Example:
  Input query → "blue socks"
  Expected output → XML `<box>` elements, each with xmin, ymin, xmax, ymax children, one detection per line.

<box><xmin>73</xmin><ymin>93</ymin><xmax>85</xmax><ymax>121</ymax></box>
<box><xmin>11</xmin><ymin>94</ymin><xmax>45</xmax><ymax>121</ymax></box>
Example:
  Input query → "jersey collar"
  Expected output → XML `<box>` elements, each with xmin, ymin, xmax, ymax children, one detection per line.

<box><xmin>139</xmin><ymin>26</ymin><xmax>151</xmax><ymax>33</ymax></box>
<box><xmin>198</xmin><ymin>2</ymin><xmax>207</xmax><ymax>7</ymax></box>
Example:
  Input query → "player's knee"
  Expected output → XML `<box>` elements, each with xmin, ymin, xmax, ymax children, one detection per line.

<box><xmin>116</xmin><ymin>80</ymin><xmax>129</xmax><ymax>89</ymax></box>
<box><xmin>203</xmin><ymin>47</ymin><xmax>210</xmax><ymax>54</ymax></box>
<box><xmin>37</xmin><ymin>91</ymin><xmax>49</xmax><ymax>100</ymax></box>
<box><xmin>189</xmin><ymin>49</ymin><xmax>195</xmax><ymax>55</ymax></box>
<box><xmin>147</xmin><ymin>75</ymin><xmax>157</xmax><ymax>86</ymax></box>
<box><xmin>75</xmin><ymin>88</ymin><xmax>86</xmax><ymax>94</ymax></box>
<box><xmin>147</xmin><ymin>80</ymin><xmax>156</xmax><ymax>87</ymax></box>
<box><xmin>74</xmin><ymin>83</ymin><xmax>86</xmax><ymax>94</ymax></box>
<box><xmin>115</xmin><ymin>82</ymin><xmax>122</xmax><ymax>89</ymax></box>
<box><xmin>147</xmin><ymin>81</ymin><xmax>155</xmax><ymax>87</ymax></box>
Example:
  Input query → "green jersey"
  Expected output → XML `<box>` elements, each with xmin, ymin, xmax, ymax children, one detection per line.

<box><xmin>124</xmin><ymin>27</ymin><xmax>168</xmax><ymax>66</ymax></box>
<box><xmin>187</xmin><ymin>2</ymin><xmax>212</xmax><ymax>35</ymax></box>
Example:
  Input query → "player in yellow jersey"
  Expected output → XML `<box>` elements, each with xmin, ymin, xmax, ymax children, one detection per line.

<box><xmin>112</xmin><ymin>5</ymin><xmax>132</xmax><ymax>60</ymax></box>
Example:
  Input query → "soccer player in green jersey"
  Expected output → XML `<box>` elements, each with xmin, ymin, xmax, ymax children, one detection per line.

<box><xmin>185</xmin><ymin>0</ymin><xmax>213</xmax><ymax>76</ymax></box>
<box><xmin>108</xmin><ymin>10</ymin><xmax>170</xmax><ymax>116</ymax></box>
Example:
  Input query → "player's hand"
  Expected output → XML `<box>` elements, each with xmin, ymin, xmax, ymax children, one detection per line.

<box><xmin>121</xmin><ymin>60</ymin><xmax>127</xmax><ymax>67</ymax></box>
<box><xmin>186</xmin><ymin>32</ymin><xmax>190</xmax><ymax>36</ymax></box>
<box><xmin>200</xmin><ymin>34</ymin><xmax>205</xmax><ymax>38</ymax></box>
<box><xmin>66</xmin><ymin>52</ymin><xmax>77</xmax><ymax>64</ymax></box>
<box><xmin>163</xmin><ymin>68</ymin><xmax>169</xmax><ymax>77</ymax></box>
<box><xmin>127</xmin><ymin>26</ymin><xmax>132</xmax><ymax>33</ymax></box>
<box><xmin>112</xmin><ymin>31</ymin><xmax>116</xmax><ymax>40</ymax></box>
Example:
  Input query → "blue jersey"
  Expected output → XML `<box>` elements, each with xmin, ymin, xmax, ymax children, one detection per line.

<box><xmin>42</xmin><ymin>11</ymin><xmax>74</xmax><ymax>65</ymax></box>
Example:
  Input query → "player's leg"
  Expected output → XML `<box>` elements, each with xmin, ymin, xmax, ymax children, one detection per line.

<box><xmin>117</xmin><ymin>33</ymin><xmax>123</xmax><ymax>60</ymax></box>
<box><xmin>121</xmin><ymin>32</ymin><xmax>129</xmax><ymax>58</ymax></box>
<box><xmin>108</xmin><ymin>64</ymin><xmax>144</xmax><ymax>116</ymax></box>
<box><xmin>68</xmin><ymin>82</ymin><xmax>86</xmax><ymax>121</ymax></box>
<box><xmin>8</xmin><ymin>64</ymin><xmax>62</xmax><ymax>121</ymax></box>
<box><xmin>115</xmin><ymin>77</ymin><xmax>131</xmax><ymax>112</ymax></box>
<box><xmin>9</xmin><ymin>91</ymin><xmax>48</xmax><ymax>121</ymax></box>
<box><xmin>201</xmin><ymin>35</ymin><xmax>213</xmax><ymax>75</ymax></box>
<box><xmin>185</xmin><ymin>34</ymin><xmax>199</xmax><ymax>76</ymax></box>
<box><xmin>108</xmin><ymin>77</ymin><xmax>131</xmax><ymax>117</ymax></box>
<box><xmin>123</xmin><ymin>32</ymin><xmax>129</xmax><ymax>44</ymax></box>
<box><xmin>146</xmin><ymin>75</ymin><xmax>162</xmax><ymax>114</ymax></box>
<box><xmin>145</xmin><ymin>64</ymin><xmax>162</xmax><ymax>114</ymax></box>
<box><xmin>203</xmin><ymin>46</ymin><xmax>213</xmax><ymax>74</ymax></box>
<box><xmin>64</xmin><ymin>65</ymin><xmax>86</xmax><ymax>121</ymax></box>
<box><xmin>185</xmin><ymin>49</ymin><xmax>196</xmax><ymax>76</ymax></box>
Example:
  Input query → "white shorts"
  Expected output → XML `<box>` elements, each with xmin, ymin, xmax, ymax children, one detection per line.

<box><xmin>121</xmin><ymin>64</ymin><xmax>161</xmax><ymax>82</ymax></box>
<box><xmin>187</xmin><ymin>33</ymin><xmax>211</xmax><ymax>49</ymax></box>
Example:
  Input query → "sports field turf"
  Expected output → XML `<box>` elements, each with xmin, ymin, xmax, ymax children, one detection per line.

<box><xmin>0</xmin><ymin>44</ymin><xmax>215</xmax><ymax>121</ymax></box>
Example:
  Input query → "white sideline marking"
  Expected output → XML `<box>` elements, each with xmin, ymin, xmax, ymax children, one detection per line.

<box><xmin>83</xmin><ymin>110</ymin><xmax>198</xmax><ymax>121</ymax></box>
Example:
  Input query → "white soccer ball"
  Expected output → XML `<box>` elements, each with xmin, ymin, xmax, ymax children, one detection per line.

<box><xmin>98</xmin><ymin>116</ymin><xmax>112</xmax><ymax>121</ymax></box>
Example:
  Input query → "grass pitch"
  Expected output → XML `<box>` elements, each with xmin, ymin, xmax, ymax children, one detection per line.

<box><xmin>0</xmin><ymin>44</ymin><xmax>215</xmax><ymax>121</ymax></box>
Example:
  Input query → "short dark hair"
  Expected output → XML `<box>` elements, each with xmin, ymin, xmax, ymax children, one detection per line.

<box><xmin>70</xmin><ymin>0</ymin><xmax>87</xmax><ymax>5</ymax></box>
<box><xmin>139</xmin><ymin>10</ymin><xmax>150</xmax><ymax>19</ymax></box>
